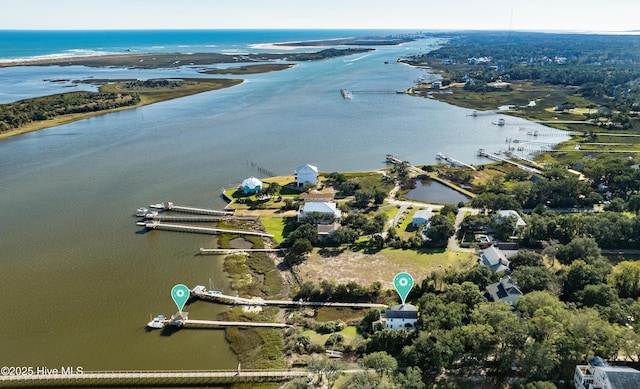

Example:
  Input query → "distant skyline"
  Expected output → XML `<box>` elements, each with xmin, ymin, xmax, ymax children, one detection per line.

<box><xmin>1</xmin><ymin>0</ymin><xmax>638</xmax><ymax>33</ymax></box>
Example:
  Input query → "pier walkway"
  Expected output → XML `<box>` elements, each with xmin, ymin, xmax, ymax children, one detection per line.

<box><xmin>150</xmin><ymin>202</ymin><xmax>234</xmax><ymax>216</ymax></box>
<box><xmin>199</xmin><ymin>248</ymin><xmax>286</xmax><ymax>255</ymax></box>
<box><xmin>139</xmin><ymin>221</ymin><xmax>273</xmax><ymax>238</ymax></box>
<box><xmin>0</xmin><ymin>369</ymin><xmax>309</xmax><ymax>387</ymax></box>
<box><xmin>477</xmin><ymin>149</ymin><xmax>543</xmax><ymax>175</ymax></box>
<box><xmin>146</xmin><ymin>215</ymin><xmax>258</xmax><ymax>222</ymax></box>
<box><xmin>436</xmin><ymin>152</ymin><xmax>476</xmax><ymax>170</ymax></box>
<box><xmin>191</xmin><ymin>288</ymin><xmax>388</xmax><ymax>309</ymax></box>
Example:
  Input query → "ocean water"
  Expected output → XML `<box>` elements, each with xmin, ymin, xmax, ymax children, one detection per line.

<box><xmin>0</xmin><ymin>29</ymin><xmax>414</xmax><ymax>60</ymax></box>
<box><xmin>0</xmin><ymin>30</ymin><xmax>569</xmax><ymax>370</ymax></box>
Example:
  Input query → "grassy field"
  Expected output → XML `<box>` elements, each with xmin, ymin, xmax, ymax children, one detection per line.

<box><xmin>298</xmin><ymin>247</ymin><xmax>477</xmax><ymax>289</ymax></box>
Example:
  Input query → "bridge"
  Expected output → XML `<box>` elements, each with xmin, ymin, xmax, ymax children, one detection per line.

<box><xmin>0</xmin><ymin>369</ymin><xmax>310</xmax><ymax>387</ymax></box>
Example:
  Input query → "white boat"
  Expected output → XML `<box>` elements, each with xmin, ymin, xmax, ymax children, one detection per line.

<box><xmin>136</xmin><ymin>207</ymin><xmax>149</xmax><ymax>217</ymax></box>
<box><xmin>340</xmin><ymin>89</ymin><xmax>351</xmax><ymax>99</ymax></box>
<box><xmin>147</xmin><ymin>314</ymin><xmax>165</xmax><ymax>329</ymax></box>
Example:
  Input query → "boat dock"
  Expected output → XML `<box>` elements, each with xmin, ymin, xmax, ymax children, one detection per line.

<box><xmin>477</xmin><ymin>149</ymin><xmax>543</xmax><ymax>174</ymax></box>
<box><xmin>151</xmin><ymin>311</ymin><xmax>290</xmax><ymax>329</ymax></box>
<box><xmin>385</xmin><ymin>154</ymin><xmax>423</xmax><ymax>173</ymax></box>
<box><xmin>199</xmin><ymin>248</ymin><xmax>286</xmax><ymax>255</ymax></box>
<box><xmin>138</xmin><ymin>221</ymin><xmax>274</xmax><ymax>238</ymax></box>
<box><xmin>150</xmin><ymin>202</ymin><xmax>234</xmax><ymax>216</ymax></box>
<box><xmin>436</xmin><ymin>152</ymin><xmax>476</xmax><ymax>170</ymax></box>
<box><xmin>144</xmin><ymin>215</ymin><xmax>258</xmax><ymax>223</ymax></box>
<box><xmin>191</xmin><ymin>288</ymin><xmax>388</xmax><ymax>309</ymax></box>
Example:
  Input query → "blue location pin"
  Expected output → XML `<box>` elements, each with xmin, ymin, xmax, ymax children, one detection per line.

<box><xmin>171</xmin><ymin>284</ymin><xmax>190</xmax><ymax>312</ymax></box>
<box><xmin>393</xmin><ymin>272</ymin><xmax>414</xmax><ymax>305</ymax></box>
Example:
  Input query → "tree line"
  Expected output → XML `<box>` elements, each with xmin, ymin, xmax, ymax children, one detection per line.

<box><xmin>0</xmin><ymin>91</ymin><xmax>140</xmax><ymax>132</ymax></box>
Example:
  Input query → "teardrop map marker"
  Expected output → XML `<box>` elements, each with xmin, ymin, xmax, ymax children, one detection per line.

<box><xmin>171</xmin><ymin>284</ymin><xmax>190</xmax><ymax>312</ymax></box>
<box><xmin>393</xmin><ymin>272</ymin><xmax>414</xmax><ymax>305</ymax></box>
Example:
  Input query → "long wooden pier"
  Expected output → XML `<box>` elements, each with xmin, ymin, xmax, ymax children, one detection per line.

<box><xmin>191</xmin><ymin>288</ymin><xmax>388</xmax><ymax>309</ymax></box>
<box><xmin>146</xmin><ymin>215</ymin><xmax>258</xmax><ymax>222</ymax></box>
<box><xmin>199</xmin><ymin>248</ymin><xmax>286</xmax><ymax>255</ymax></box>
<box><xmin>436</xmin><ymin>152</ymin><xmax>476</xmax><ymax>170</ymax></box>
<box><xmin>139</xmin><ymin>221</ymin><xmax>273</xmax><ymax>238</ymax></box>
<box><xmin>0</xmin><ymin>369</ymin><xmax>309</xmax><ymax>387</ymax></box>
<box><xmin>150</xmin><ymin>202</ymin><xmax>234</xmax><ymax>216</ymax></box>
<box><xmin>477</xmin><ymin>149</ymin><xmax>543</xmax><ymax>175</ymax></box>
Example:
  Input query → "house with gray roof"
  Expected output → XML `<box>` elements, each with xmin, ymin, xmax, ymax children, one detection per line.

<box><xmin>574</xmin><ymin>356</ymin><xmax>640</xmax><ymax>389</ymax></box>
<box><xmin>484</xmin><ymin>276</ymin><xmax>523</xmax><ymax>306</ymax></box>
<box><xmin>480</xmin><ymin>245</ymin><xmax>510</xmax><ymax>273</ymax></box>
<box><xmin>385</xmin><ymin>304</ymin><xmax>418</xmax><ymax>331</ymax></box>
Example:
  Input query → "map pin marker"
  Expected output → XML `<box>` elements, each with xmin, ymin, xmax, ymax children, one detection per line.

<box><xmin>393</xmin><ymin>272</ymin><xmax>414</xmax><ymax>305</ymax></box>
<box><xmin>171</xmin><ymin>284</ymin><xmax>190</xmax><ymax>312</ymax></box>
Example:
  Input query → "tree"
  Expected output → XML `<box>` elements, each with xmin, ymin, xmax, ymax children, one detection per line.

<box><xmin>360</xmin><ymin>351</ymin><xmax>398</xmax><ymax>376</ymax></box>
<box><xmin>392</xmin><ymin>366</ymin><xmax>425</xmax><ymax>389</ymax></box>
<box><xmin>609</xmin><ymin>261</ymin><xmax>640</xmax><ymax>299</ymax></box>
<box><xmin>426</xmin><ymin>214</ymin><xmax>455</xmax><ymax>247</ymax></box>
<box><xmin>511</xmin><ymin>266</ymin><xmax>553</xmax><ymax>293</ymax></box>
<box><xmin>556</xmin><ymin>237</ymin><xmax>601</xmax><ymax>265</ymax></box>
<box><xmin>575</xmin><ymin>283</ymin><xmax>619</xmax><ymax>308</ymax></box>
<box><xmin>285</xmin><ymin>238</ymin><xmax>313</xmax><ymax>266</ymax></box>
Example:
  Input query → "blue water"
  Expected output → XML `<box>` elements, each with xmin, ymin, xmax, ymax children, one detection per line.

<box><xmin>0</xmin><ymin>29</ymin><xmax>415</xmax><ymax>60</ymax></box>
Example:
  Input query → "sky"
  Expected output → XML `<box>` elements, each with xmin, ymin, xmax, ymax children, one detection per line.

<box><xmin>1</xmin><ymin>0</ymin><xmax>638</xmax><ymax>32</ymax></box>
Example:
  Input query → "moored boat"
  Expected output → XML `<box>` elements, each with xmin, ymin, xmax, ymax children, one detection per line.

<box><xmin>147</xmin><ymin>314</ymin><xmax>165</xmax><ymax>329</ymax></box>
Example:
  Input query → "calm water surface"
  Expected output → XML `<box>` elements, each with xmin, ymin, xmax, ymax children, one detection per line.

<box><xmin>405</xmin><ymin>179</ymin><xmax>471</xmax><ymax>204</ymax></box>
<box><xmin>0</xmin><ymin>35</ymin><xmax>569</xmax><ymax>369</ymax></box>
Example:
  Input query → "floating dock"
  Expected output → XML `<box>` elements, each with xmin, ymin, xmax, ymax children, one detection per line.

<box><xmin>138</xmin><ymin>221</ymin><xmax>273</xmax><ymax>238</ymax></box>
<box><xmin>150</xmin><ymin>202</ymin><xmax>234</xmax><ymax>216</ymax></box>
<box><xmin>436</xmin><ymin>152</ymin><xmax>476</xmax><ymax>170</ymax></box>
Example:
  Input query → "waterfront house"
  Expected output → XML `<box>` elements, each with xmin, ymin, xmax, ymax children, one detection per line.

<box><xmin>295</xmin><ymin>164</ymin><xmax>319</xmax><ymax>186</ymax></box>
<box><xmin>574</xmin><ymin>356</ymin><xmax>640</xmax><ymax>389</ymax></box>
<box><xmin>480</xmin><ymin>245</ymin><xmax>510</xmax><ymax>273</ymax></box>
<box><xmin>412</xmin><ymin>209</ymin><xmax>434</xmax><ymax>227</ymax></box>
<box><xmin>297</xmin><ymin>201</ymin><xmax>342</xmax><ymax>222</ymax></box>
<box><xmin>385</xmin><ymin>304</ymin><xmax>418</xmax><ymax>330</ymax></box>
<box><xmin>241</xmin><ymin>176</ymin><xmax>263</xmax><ymax>194</ymax></box>
<box><xmin>484</xmin><ymin>276</ymin><xmax>523</xmax><ymax>306</ymax></box>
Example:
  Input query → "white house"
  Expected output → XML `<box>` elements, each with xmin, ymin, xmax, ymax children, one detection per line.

<box><xmin>484</xmin><ymin>276</ymin><xmax>523</xmax><ymax>306</ymax></box>
<box><xmin>294</xmin><ymin>164</ymin><xmax>319</xmax><ymax>186</ymax></box>
<box><xmin>385</xmin><ymin>304</ymin><xmax>418</xmax><ymax>331</ymax></box>
<box><xmin>574</xmin><ymin>356</ymin><xmax>640</xmax><ymax>389</ymax></box>
<box><xmin>480</xmin><ymin>245</ymin><xmax>510</xmax><ymax>273</ymax></box>
<box><xmin>412</xmin><ymin>209</ymin><xmax>434</xmax><ymax>227</ymax></box>
<box><xmin>297</xmin><ymin>201</ymin><xmax>341</xmax><ymax>222</ymax></box>
<box><xmin>496</xmin><ymin>210</ymin><xmax>526</xmax><ymax>228</ymax></box>
<box><xmin>241</xmin><ymin>176</ymin><xmax>262</xmax><ymax>194</ymax></box>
